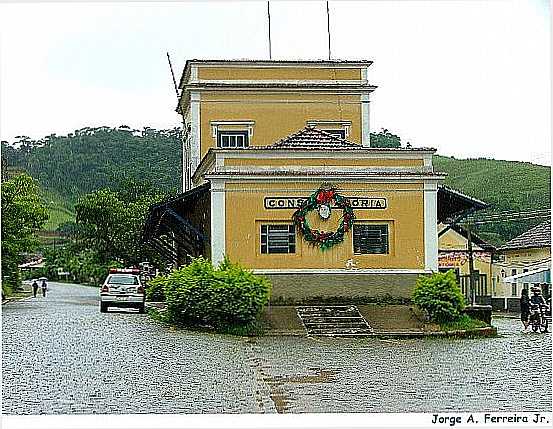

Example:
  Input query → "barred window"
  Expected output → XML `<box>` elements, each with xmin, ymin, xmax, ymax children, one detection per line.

<box><xmin>261</xmin><ymin>224</ymin><xmax>296</xmax><ymax>254</ymax></box>
<box><xmin>511</xmin><ymin>269</ymin><xmax>517</xmax><ymax>296</ymax></box>
<box><xmin>353</xmin><ymin>224</ymin><xmax>389</xmax><ymax>254</ymax></box>
<box><xmin>217</xmin><ymin>131</ymin><xmax>249</xmax><ymax>148</ymax></box>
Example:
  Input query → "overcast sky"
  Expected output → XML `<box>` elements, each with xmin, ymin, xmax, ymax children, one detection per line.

<box><xmin>0</xmin><ymin>0</ymin><xmax>550</xmax><ymax>165</ymax></box>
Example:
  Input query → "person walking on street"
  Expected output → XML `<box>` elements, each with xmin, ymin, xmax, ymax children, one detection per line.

<box><xmin>41</xmin><ymin>280</ymin><xmax>47</xmax><ymax>297</ymax></box>
<box><xmin>32</xmin><ymin>280</ymin><xmax>39</xmax><ymax>298</ymax></box>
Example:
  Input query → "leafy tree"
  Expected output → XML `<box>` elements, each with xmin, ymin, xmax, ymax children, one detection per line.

<box><xmin>74</xmin><ymin>180</ymin><xmax>168</xmax><ymax>266</ymax></box>
<box><xmin>1</xmin><ymin>174</ymin><xmax>48</xmax><ymax>293</ymax></box>
<box><xmin>55</xmin><ymin>221</ymin><xmax>82</xmax><ymax>238</ymax></box>
<box><xmin>370</xmin><ymin>128</ymin><xmax>401</xmax><ymax>148</ymax></box>
<box><xmin>42</xmin><ymin>246</ymin><xmax>122</xmax><ymax>285</ymax></box>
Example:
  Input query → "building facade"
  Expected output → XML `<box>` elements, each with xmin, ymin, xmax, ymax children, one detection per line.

<box><xmin>145</xmin><ymin>59</ymin><xmax>482</xmax><ymax>302</ymax></box>
<box><xmin>492</xmin><ymin>220</ymin><xmax>551</xmax><ymax>311</ymax></box>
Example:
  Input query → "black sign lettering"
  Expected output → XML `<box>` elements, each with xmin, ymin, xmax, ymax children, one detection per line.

<box><xmin>264</xmin><ymin>196</ymin><xmax>387</xmax><ymax>210</ymax></box>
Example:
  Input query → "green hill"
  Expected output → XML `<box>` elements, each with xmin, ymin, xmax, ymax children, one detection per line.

<box><xmin>2</xmin><ymin>128</ymin><xmax>550</xmax><ymax>244</ymax></box>
<box><xmin>434</xmin><ymin>155</ymin><xmax>550</xmax><ymax>245</ymax></box>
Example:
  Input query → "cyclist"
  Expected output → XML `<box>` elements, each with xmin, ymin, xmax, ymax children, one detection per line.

<box><xmin>530</xmin><ymin>287</ymin><xmax>546</xmax><ymax>316</ymax></box>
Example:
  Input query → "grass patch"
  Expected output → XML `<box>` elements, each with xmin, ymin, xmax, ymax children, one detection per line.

<box><xmin>41</xmin><ymin>188</ymin><xmax>76</xmax><ymax>231</ymax></box>
<box><xmin>43</xmin><ymin>206</ymin><xmax>75</xmax><ymax>231</ymax></box>
<box><xmin>439</xmin><ymin>314</ymin><xmax>487</xmax><ymax>331</ymax></box>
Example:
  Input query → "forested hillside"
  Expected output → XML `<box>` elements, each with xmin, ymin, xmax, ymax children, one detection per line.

<box><xmin>1</xmin><ymin>126</ymin><xmax>182</xmax><ymax>202</ymax></box>
<box><xmin>434</xmin><ymin>156</ymin><xmax>550</xmax><ymax>245</ymax></box>
<box><xmin>2</xmin><ymin>127</ymin><xmax>550</xmax><ymax>244</ymax></box>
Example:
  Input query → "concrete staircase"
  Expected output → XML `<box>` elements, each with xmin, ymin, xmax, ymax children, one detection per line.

<box><xmin>296</xmin><ymin>305</ymin><xmax>374</xmax><ymax>337</ymax></box>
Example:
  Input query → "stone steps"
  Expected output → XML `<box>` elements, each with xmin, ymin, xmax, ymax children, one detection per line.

<box><xmin>296</xmin><ymin>305</ymin><xmax>373</xmax><ymax>337</ymax></box>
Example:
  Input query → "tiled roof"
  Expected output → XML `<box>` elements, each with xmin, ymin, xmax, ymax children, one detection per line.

<box><xmin>499</xmin><ymin>220</ymin><xmax>551</xmax><ymax>251</ymax></box>
<box><xmin>269</xmin><ymin>127</ymin><xmax>360</xmax><ymax>149</ymax></box>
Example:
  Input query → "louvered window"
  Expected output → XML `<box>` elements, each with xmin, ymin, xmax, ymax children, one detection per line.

<box><xmin>217</xmin><ymin>131</ymin><xmax>249</xmax><ymax>148</ymax></box>
<box><xmin>261</xmin><ymin>224</ymin><xmax>296</xmax><ymax>254</ymax></box>
<box><xmin>353</xmin><ymin>224</ymin><xmax>389</xmax><ymax>254</ymax></box>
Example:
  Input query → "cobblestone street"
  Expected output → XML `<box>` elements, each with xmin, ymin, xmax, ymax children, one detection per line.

<box><xmin>2</xmin><ymin>282</ymin><xmax>551</xmax><ymax>414</ymax></box>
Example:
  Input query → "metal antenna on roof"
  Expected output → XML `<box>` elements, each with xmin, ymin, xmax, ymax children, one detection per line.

<box><xmin>326</xmin><ymin>1</ymin><xmax>332</xmax><ymax>60</ymax></box>
<box><xmin>166</xmin><ymin>52</ymin><xmax>189</xmax><ymax>192</ymax></box>
<box><xmin>267</xmin><ymin>2</ymin><xmax>272</xmax><ymax>60</ymax></box>
<box><xmin>166</xmin><ymin>52</ymin><xmax>179</xmax><ymax>99</ymax></box>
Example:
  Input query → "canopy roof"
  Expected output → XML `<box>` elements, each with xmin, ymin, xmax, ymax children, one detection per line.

<box><xmin>503</xmin><ymin>265</ymin><xmax>551</xmax><ymax>284</ymax></box>
<box><xmin>437</xmin><ymin>186</ymin><xmax>490</xmax><ymax>225</ymax></box>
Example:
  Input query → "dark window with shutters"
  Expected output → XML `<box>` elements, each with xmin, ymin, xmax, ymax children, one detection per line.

<box><xmin>261</xmin><ymin>224</ymin><xmax>296</xmax><ymax>254</ymax></box>
<box><xmin>217</xmin><ymin>130</ymin><xmax>249</xmax><ymax>148</ymax></box>
<box><xmin>353</xmin><ymin>224</ymin><xmax>389</xmax><ymax>254</ymax></box>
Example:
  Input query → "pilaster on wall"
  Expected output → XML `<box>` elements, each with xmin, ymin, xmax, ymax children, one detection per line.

<box><xmin>424</xmin><ymin>181</ymin><xmax>438</xmax><ymax>271</ymax></box>
<box><xmin>190</xmin><ymin>92</ymin><xmax>201</xmax><ymax>176</ymax></box>
<box><xmin>210</xmin><ymin>179</ymin><xmax>226</xmax><ymax>266</ymax></box>
<box><xmin>361</xmin><ymin>67</ymin><xmax>371</xmax><ymax>147</ymax></box>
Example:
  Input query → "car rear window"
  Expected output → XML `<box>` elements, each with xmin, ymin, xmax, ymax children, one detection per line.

<box><xmin>107</xmin><ymin>275</ymin><xmax>139</xmax><ymax>285</ymax></box>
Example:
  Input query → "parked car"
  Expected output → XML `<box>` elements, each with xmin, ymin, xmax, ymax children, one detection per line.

<box><xmin>100</xmin><ymin>269</ymin><xmax>145</xmax><ymax>313</ymax></box>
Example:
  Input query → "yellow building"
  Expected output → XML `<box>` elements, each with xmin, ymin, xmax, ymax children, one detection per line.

<box><xmin>144</xmin><ymin>59</ymin><xmax>482</xmax><ymax>302</ymax></box>
<box><xmin>492</xmin><ymin>220</ymin><xmax>551</xmax><ymax>311</ymax></box>
<box><xmin>438</xmin><ymin>223</ymin><xmax>495</xmax><ymax>303</ymax></box>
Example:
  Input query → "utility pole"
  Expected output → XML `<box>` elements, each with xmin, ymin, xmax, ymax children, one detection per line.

<box><xmin>326</xmin><ymin>1</ymin><xmax>332</xmax><ymax>60</ymax></box>
<box><xmin>466</xmin><ymin>221</ymin><xmax>476</xmax><ymax>306</ymax></box>
<box><xmin>267</xmin><ymin>1</ymin><xmax>272</xmax><ymax>60</ymax></box>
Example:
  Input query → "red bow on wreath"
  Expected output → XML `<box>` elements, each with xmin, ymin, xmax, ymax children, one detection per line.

<box><xmin>316</xmin><ymin>189</ymin><xmax>335</xmax><ymax>204</ymax></box>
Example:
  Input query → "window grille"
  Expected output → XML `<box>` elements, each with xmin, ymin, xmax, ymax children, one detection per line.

<box><xmin>217</xmin><ymin>131</ymin><xmax>249</xmax><ymax>148</ymax></box>
<box><xmin>511</xmin><ymin>269</ymin><xmax>517</xmax><ymax>296</ymax></box>
<box><xmin>261</xmin><ymin>224</ymin><xmax>296</xmax><ymax>254</ymax></box>
<box><xmin>353</xmin><ymin>224</ymin><xmax>389</xmax><ymax>254</ymax></box>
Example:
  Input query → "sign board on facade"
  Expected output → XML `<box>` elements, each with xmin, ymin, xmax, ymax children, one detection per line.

<box><xmin>264</xmin><ymin>197</ymin><xmax>387</xmax><ymax>210</ymax></box>
<box><xmin>438</xmin><ymin>251</ymin><xmax>492</xmax><ymax>267</ymax></box>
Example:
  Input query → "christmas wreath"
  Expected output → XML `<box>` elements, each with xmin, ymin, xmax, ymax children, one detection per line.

<box><xmin>292</xmin><ymin>186</ymin><xmax>355</xmax><ymax>250</ymax></box>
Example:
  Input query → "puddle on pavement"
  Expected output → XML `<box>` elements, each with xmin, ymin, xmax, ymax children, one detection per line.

<box><xmin>263</xmin><ymin>369</ymin><xmax>338</xmax><ymax>413</ymax></box>
<box><xmin>246</xmin><ymin>339</ymin><xmax>339</xmax><ymax>413</ymax></box>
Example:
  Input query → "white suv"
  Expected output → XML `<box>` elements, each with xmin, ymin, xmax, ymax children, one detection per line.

<box><xmin>100</xmin><ymin>269</ymin><xmax>145</xmax><ymax>313</ymax></box>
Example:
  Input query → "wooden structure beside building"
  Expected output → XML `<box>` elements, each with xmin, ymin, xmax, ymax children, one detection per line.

<box><xmin>438</xmin><ymin>223</ymin><xmax>495</xmax><ymax>304</ymax></box>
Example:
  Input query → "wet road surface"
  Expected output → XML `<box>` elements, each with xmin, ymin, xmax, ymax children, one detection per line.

<box><xmin>2</xmin><ymin>282</ymin><xmax>551</xmax><ymax>414</ymax></box>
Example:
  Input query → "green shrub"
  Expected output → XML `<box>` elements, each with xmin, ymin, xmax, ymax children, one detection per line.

<box><xmin>412</xmin><ymin>270</ymin><xmax>466</xmax><ymax>323</ymax></box>
<box><xmin>145</xmin><ymin>275</ymin><xmax>167</xmax><ymax>301</ymax></box>
<box><xmin>154</xmin><ymin>257</ymin><xmax>271</xmax><ymax>330</ymax></box>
